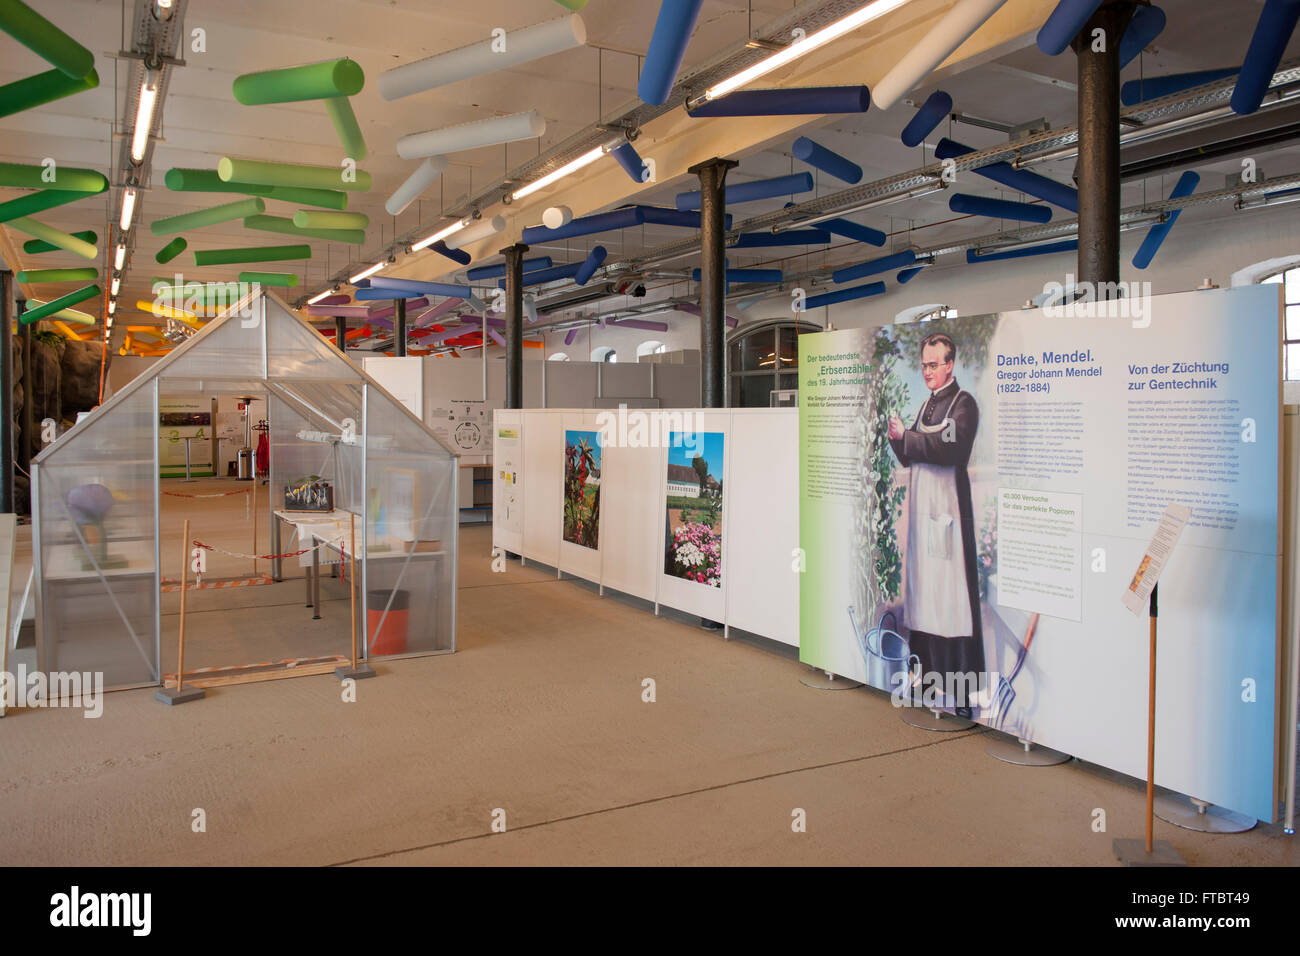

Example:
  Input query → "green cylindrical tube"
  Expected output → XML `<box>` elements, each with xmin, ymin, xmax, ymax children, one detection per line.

<box><xmin>0</xmin><ymin>186</ymin><xmax>104</xmax><ymax>225</ymax></box>
<box><xmin>232</xmin><ymin>58</ymin><xmax>364</xmax><ymax>105</ymax></box>
<box><xmin>0</xmin><ymin>66</ymin><xmax>98</xmax><ymax>120</ymax></box>
<box><xmin>0</xmin><ymin>1</ymin><xmax>96</xmax><ymax>78</ymax></box>
<box><xmin>28</xmin><ymin>299</ymin><xmax>95</xmax><ymax>325</ymax></box>
<box><xmin>264</xmin><ymin>186</ymin><xmax>348</xmax><ymax>210</ymax></box>
<box><xmin>24</xmin><ymin>230</ymin><xmax>97</xmax><ymax>254</ymax></box>
<box><xmin>324</xmin><ymin>96</ymin><xmax>367</xmax><ymax>161</ymax></box>
<box><xmin>292</xmin><ymin>210</ymin><xmax>368</xmax><ymax>231</ymax></box>
<box><xmin>0</xmin><ymin>161</ymin><xmax>106</xmax><ymax>192</ymax></box>
<box><xmin>243</xmin><ymin>214</ymin><xmax>364</xmax><ymax>245</ymax></box>
<box><xmin>152</xmin><ymin>279</ymin><xmax>248</xmax><ymax>306</ymax></box>
<box><xmin>238</xmin><ymin>271</ymin><xmax>299</xmax><ymax>287</ymax></box>
<box><xmin>156</xmin><ymin>237</ymin><xmax>188</xmax><ymax>264</ymax></box>
<box><xmin>19</xmin><ymin>285</ymin><xmax>100</xmax><ymax>324</ymax></box>
<box><xmin>164</xmin><ymin>168</ymin><xmax>273</xmax><ymax>195</ymax></box>
<box><xmin>151</xmin><ymin>197</ymin><xmax>266</xmax><ymax>236</ymax></box>
<box><xmin>194</xmin><ymin>245</ymin><xmax>312</xmax><ymax>266</ymax></box>
<box><xmin>9</xmin><ymin>217</ymin><xmax>97</xmax><ymax>259</ymax></box>
<box><xmin>551</xmin><ymin>0</ymin><xmax>589</xmax><ymax>9</ymax></box>
<box><xmin>16</xmin><ymin>267</ymin><xmax>98</xmax><ymax>283</ymax></box>
<box><xmin>218</xmin><ymin>157</ymin><xmax>371</xmax><ymax>192</ymax></box>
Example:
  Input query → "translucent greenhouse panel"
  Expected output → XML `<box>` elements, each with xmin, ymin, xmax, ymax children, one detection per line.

<box><xmin>158</xmin><ymin>298</ymin><xmax>267</xmax><ymax>382</ymax></box>
<box><xmin>34</xmin><ymin>383</ymin><xmax>158</xmax><ymax>691</ymax></box>
<box><xmin>363</xmin><ymin>385</ymin><xmax>456</xmax><ymax>658</ymax></box>
<box><xmin>267</xmin><ymin>383</ymin><xmax>364</xmax><ymax>516</ymax></box>
<box><xmin>266</xmin><ymin>298</ymin><xmax>363</xmax><ymax>383</ymax></box>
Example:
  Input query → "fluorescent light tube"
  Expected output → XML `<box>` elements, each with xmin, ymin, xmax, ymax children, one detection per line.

<box><xmin>411</xmin><ymin>219</ymin><xmax>468</xmax><ymax>252</ymax></box>
<box><xmin>119</xmin><ymin>187</ymin><xmax>136</xmax><ymax>231</ymax></box>
<box><xmin>110</xmin><ymin>276</ymin><xmax>121</xmax><ymax>295</ymax></box>
<box><xmin>511</xmin><ymin>146</ymin><xmax>606</xmax><ymax>201</ymax></box>
<box><xmin>113</xmin><ymin>245</ymin><xmax>126</xmax><ymax>270</ymax></box>
<box><xmin>695</xmin><ymin>0</ymin><xmax>914</xmax><ymax>105</ymax></box>
<box><xmin>349</xmin><ymin>261</ymin><xmax>387</xmax><ymax>284</ymax></box>
<box><xmin>306</xmin><ymin>288</ymin><xmax>335</xmax><ymax>305</ymax></box>
<box><xmin>107</xmin><ymin>299</ymin><xmax>116</xmax><ymax>314</ymax></box>
<box><xmin>131</xmin><ymin>72</ymin><xmax>159</xmax><ymax>164</ymax></box>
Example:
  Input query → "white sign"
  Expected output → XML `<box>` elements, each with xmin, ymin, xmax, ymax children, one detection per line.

<box><xmin>1122</xmin><ymin>503</ymin><xmax>1191</xmax><ymax>616</ymax></box>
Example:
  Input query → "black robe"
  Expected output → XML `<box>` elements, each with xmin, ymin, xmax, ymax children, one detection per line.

<box><xmin>888</xmin><ymin>379</ymin><xmax>985</xmax><ymax>702</ymax></box>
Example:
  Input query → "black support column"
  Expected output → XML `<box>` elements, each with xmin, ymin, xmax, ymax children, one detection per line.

<box><xmin>19</xmin><ymin>302</ymin><xmax>31</xmax><ymax>504</ymax></box>
<box><xmin>689</xmin><ymin>158</ymin><xmax>737</xmax><ymax>407</ymax></box>
<box><xmin>501</xmin><ymin>242</ymin><xmax>528</xmax><ymax>409</ymax></box>
<box><xmin>394</xmin><ymin>297</ymin><xmax>408</xmax><ymax>357</ymax></box>
<box><xmin>334</xmin><ymin>315</ymin><xmax>347</xmax><ymax>355</ymax></box>
<box><xmin>0</xmin><ymin>271</ymin><xmax>13</xmax><ymax>514</ymax></box>
<box><xmin>1073</xmin><ymin>1</ymin><xmax>1135</xmax><ymax>290</ymax></box>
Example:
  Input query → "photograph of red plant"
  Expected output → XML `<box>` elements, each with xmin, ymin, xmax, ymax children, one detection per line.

<box><xmin>563</xmin><ymin>430</ymin><xmax>601</xmax><ymax>549</ymax></box>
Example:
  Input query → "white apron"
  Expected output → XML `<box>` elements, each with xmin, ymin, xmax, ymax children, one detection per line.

<box><xmin>903</xmin><ymin>389</ymin><xmax>973</xmax><ymax>638</ymax></box>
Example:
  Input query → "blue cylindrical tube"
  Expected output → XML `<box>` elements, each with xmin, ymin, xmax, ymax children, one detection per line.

<box><xmin>936</xmin><ymin>138</ymin><xmax>1078</xmax><ymax>213</ymax></box>
<box><xmin>1121</xmin><ymin>67</ymin><xmax>1239</xmax><ymax>106</ymax></box>
<box><xmin>638</xmin><ymin>0</ymin><xmax>704</xmax><ymax>106</ymax></box>
<box><xmin>370</xmin><ymin>276</ymin><xmax>473</xmax><ymax>298</ymax></box>
<box><xmin>1231</xmin><ymin>0</ymin><xmax>1300</xmax><ymax>115</ymax></box>
<box><xmin>820</xmin><ymin>218</ymin><xmax>887</xmax><ymax>247</ymax></box>
<box><xmin>610</xmin><ymin>142</ymin><xmax>649</xmax><ymax>183</ymax></box>
<box><xmin>1036</xmin><ymin>0</ymin><xmax>1105</xmax><ymax>56</ymax></box>
<box><xmin>949</xmin><ymin>192</ymin><xmax>1053</xmax><ymax>223</ymax></box>
<box><xmin>1119</xmin><ymin>4</ymin><xmax>1166</xmax><ymax>68</ymax></box>
<box><xmin>431</xmin><ymin>241</ymin><xmax>471</xmax><ymax>266</ymax></box>
<box><xmin>729</xmin><ymin>230</ymin><xmax>830</xmax><ymax>248</ymax></box>
<box><xmin>688</xmin><ymin>85</ymin><xmax>871</xmax><ymax>117</ymax></box>
<box><xmin>1132</xmin><ymin>171</ymin><xmax>1199</xmax><ymax>269</ymax></box>
<box><xmin>900</xmin><ymin>90</ymin><xmax>952</xmax><ymax>148</ymax></box>
<box><xmin>575</xmin><ymin>246</ymin><xmax>608</xmax><ymax>285</ymax></box>
<box><xmin>522</xmin><ymin>207</ymin><xmax>644</xmax><ymax>244</ymax></box>
<box><xmin>804</xmin><ymin>281</ymin><xmax>886</xmax><ymax>310</ymax></box>
<box><xmin>675</xmin><ymin>172</ymin><xmax>813</xmax><ymax>210</ymax></box>
<box><xmin>497</xmin><ymin>262</ymin><xmax>584</xmax><ymax>288</ymax></box>
<box><xmin>832</xmin><ymin>249</ymin><xmax>916</xmax><ymax>284</ymax></box>
<box><xmin>466</xmin><ymin>257</ymin><xmax>553</xmax><ymax>281</ymax></box>
<box><xmin>897</xmin><ymin>266</ymin><xmax>926</xmax><ymax>284</ymax></box>
<box><xmin>791</xmin><ymin>137</ymin><xmax>863</xmax><ymax>185</ymax></box>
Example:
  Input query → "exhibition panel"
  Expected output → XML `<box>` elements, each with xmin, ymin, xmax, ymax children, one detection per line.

<box><xmin>495</xmin><ymin>407</ymin><xmax>798</xmax><ymax>646</ymax></box>
<box><xmin>798</xmin><ymin>286</ymin><xmax>1283</xmax><ymax>821</ymax></box>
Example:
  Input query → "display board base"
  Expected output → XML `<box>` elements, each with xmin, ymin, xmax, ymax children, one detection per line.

<box><xmin>798</xmin><ymin>669</ymin><xmax>863</xmax><ymax>690</ymax></box>
<box><xmin>1112</xmin><ymin>838</ymin><xmax>1186</xmax><ymax>867</ymax></box>
<box><xmin>985</xmin><ymin>735</ymin><xmax>1071</xmax><ymax>766</ymax></box>
<box><xmin>1154</xmin><ymin>794</ymin><xmax>1256</xmax><ymax>833</ymax></box>
<box><xmin>900</xmin><ymin>707</ymin><xmax>976</xmax><ymax>731</ymax></box>
<box><xmin>155</xmin><ymin>686</ymin><xmax>206</xmax><ymax>706</ymax></box>
<box><xmin>335</xmin><ymin>664</ymin><xmax>377</xmax><ymax>681</ymax></box>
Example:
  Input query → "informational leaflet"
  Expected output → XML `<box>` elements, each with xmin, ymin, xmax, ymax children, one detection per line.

<box><xmin>1122</xmin><ymin>503</ymin><xmax>1191</xmax><ymax>616</ymax></box>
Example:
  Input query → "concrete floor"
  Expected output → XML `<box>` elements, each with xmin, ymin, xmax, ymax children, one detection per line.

<box><xmin>1</xmin><ymin>519</ymin><xmax>1296</xmax><ymax>866</ymax></box>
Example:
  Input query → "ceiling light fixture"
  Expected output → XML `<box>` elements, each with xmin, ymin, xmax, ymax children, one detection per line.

<box><xmin>349</xmin><ymin>261</ymin><xmax>387</xmax><ymax>284</ymax></box>
<box><xmin>119</xmin><ymin>187</ymin><xmax>137</xmax><ymax>231</ymax></box>
<box><xmin>131</xmin><ymin>71</ymin><xmax>160</xmax><ymax>164</ymax></box>
<box><xmin>411</xmin><ymin>219</ymin><xmax>468</xmax><ymax>252</ymax></box>
<box><xmin>107</xmin><ymin>299</ymin><xmax>116</xmax><ymax>315</ymax></box>
<box><xmin>114</xmin><ymin>245</ymin><xmax>126</xmax><ymax>270</ymax></box>
<box><xmin>689</xmin><ymin>0</ymin><xmax>914</xmax><ymax>108</ymax></box>
<box><xmin>510</xmin><ymin>145</ymin><xmax>607</xmax><ymax>202</ymax></box>
<box><xmin>110</xmin><ymin>276</ymin><xmax>121</xmax><ymax>296</ymax></box>
<box><xmin>306</xmin><ymin>288</ymin><xmax>336</xmax><ymax>306</ymax></box>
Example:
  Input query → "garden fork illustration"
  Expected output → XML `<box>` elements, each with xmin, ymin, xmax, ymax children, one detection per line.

<box><xmin>991</xmin><ymin>612</ymin><xmax>1040</xmax><ymax>730</ymax></box>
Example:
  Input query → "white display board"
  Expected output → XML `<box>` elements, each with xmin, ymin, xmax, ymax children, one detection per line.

<box><xmin>494</xmin><ymin>407</ymin><xmax>798</xmax><ymax>647</ymax></box>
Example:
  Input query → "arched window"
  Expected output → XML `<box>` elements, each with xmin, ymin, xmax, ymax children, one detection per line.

<box><xmin>727</xmin><ymin>318</ymin><xmax>821</xmax><ymax>407</ymax></box>
<box><xmin>548</xmin><ymin>352</ymin><xmax>571</xmax><ymax>362</ymax></box>
<box><xmin>636</xmin><ymin>339</ymin><xmax>667</xmax><ymax>357</ymax></box>
<box><xmin>590</xmin><ymin>346</ymin><xmax>617</xmax><ymax>363</ymax></box>
<box><xmin>1263</xmin><ymin>266</ymin><xmax>1300</xmax><ymax>379</ymax></box>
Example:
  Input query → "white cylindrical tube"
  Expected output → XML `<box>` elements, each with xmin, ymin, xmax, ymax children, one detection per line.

<box><xmin>385</xmin><ymin>157</ymin><xmax>449</xmax><ymax>216</ymax></box>
<box><xmin>397</xmin><ymin>110</ymin><xmax>546</xmax><ymax>160</ymax></box>
<box><xmin>444</xmin><ymin>215</ymin><xmax>506</xmax><ymax>250</ymax></box>
<box><xmin>542</xmin><ymin>205</ymin><xmax>573</xmax><ymax>230</ymax></box>
<box><xmin>872</xmin><ymin>0</ymin><xmax>1010</xmax><ymax>110</ymax></box>
<box><xmin>380</xmin><ymin>15</ymin><xmax>587</xmax><ymax>101</ymax></box>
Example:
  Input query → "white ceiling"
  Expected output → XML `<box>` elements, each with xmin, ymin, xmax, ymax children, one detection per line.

<box><xmin>2</xmin><ymin>0</ymin><xmax>1298</xmax><ymax>337</ymax></box>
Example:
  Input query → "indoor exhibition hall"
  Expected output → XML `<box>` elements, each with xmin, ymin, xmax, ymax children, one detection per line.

<box><xmin>0</xmin><ymin>0</ymin><xmax>1297</xmax><ymax>902</ymax></box>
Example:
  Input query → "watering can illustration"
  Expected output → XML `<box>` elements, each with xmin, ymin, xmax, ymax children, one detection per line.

<box><xmin>848</xmin><ymin>606</ymin><xmax>921</xmax><ymax>701</ymax></box>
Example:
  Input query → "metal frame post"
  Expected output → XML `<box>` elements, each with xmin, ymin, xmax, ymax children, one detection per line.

<box><xmin>689</xmin><ymin>158</ymin><xmax>737</xmax><ymax>408</ymax></box>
